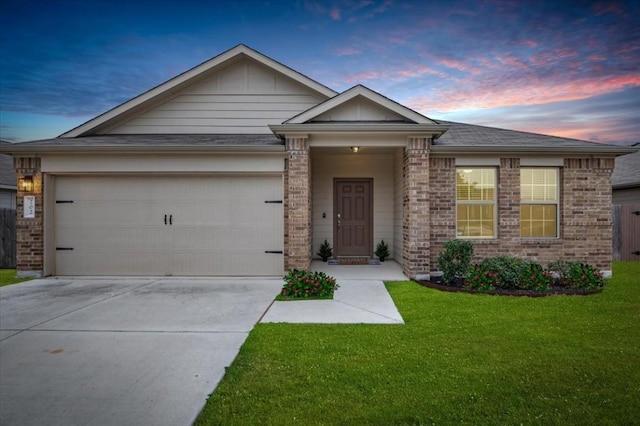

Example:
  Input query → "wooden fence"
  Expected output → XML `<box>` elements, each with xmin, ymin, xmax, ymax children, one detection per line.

<box><xmin>613</xmin><ymin>204</ymin><xmax>640</xmax><ymax>261</ymax></box>
<box><xmin>0</xmin><ymin>208</ymin><xmax>17</xmax><ymax>268</ymax></box>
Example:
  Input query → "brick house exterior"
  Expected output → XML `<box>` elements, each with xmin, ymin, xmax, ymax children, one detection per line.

<box><xmin>1</xmin><ymin>45</ymin><xmax>634</xmax><ymax>278</ymax></box>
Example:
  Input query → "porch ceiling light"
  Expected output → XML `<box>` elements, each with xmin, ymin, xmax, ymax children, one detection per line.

<box><xmin>350</xmin><ymin>146</ymin><xmax>360</xmax><ymax>153</ymax></box>
<box><xmin>19</xmin><ymin>175</ymin><xmax>34</xmax><ymax>193</ymax></box>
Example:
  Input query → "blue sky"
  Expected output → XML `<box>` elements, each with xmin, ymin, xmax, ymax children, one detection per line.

<box><xmin>1</xmin><ymin>0</ymin><xmax>639</xmax><ymax>144</ymax></box>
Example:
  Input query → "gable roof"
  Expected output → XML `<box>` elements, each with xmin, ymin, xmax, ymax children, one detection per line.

<box><xmin>284</xmin><ymin>85</ymin><xmax>436</xmax><ymax>125</ymax></box>
<box><xmin>612</xmin><ymin>144</ymin><xmax>640</xmax><ymax>188</ymax></box>
<box><xmin>61</xmin><ymin>44</ymin><xmax>338</xmax><ymax>138</ymax></box>
<box><xmin>271</xmin><ymin>85</ymin><xmax>449</xmax><ymax>138</ymax></box>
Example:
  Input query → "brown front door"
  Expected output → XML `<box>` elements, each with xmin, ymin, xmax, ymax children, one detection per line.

<box><xmin>334</xmin><ymin>178</ymin><xmax>372</xmax><ymax>256</ymax></box>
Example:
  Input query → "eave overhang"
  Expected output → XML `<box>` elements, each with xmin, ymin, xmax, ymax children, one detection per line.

<box><xmin>270</xmin><ymin>123</ymin><xmax>450</xmax><ymax>137</ymax></box>
<box><xmin>0</xmin><ymin>144</ymin><xmax>286</xmax><ymax>155</ymax></box>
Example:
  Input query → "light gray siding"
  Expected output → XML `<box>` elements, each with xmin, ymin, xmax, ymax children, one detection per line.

<box><xmin>108</xmin><ymin>58</ymin><xmax>325</xmax><ymax>134</ymax></box>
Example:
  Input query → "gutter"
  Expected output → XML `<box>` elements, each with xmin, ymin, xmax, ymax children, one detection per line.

<box><xmin>430</xmin><ymin>145</ymin><xmax>637</xmax><ymax>156</ymax></box>
<box><xmin>0</xmin><ymin>144</ymin><xmax>286</xmax><ymax>155</ymax></box>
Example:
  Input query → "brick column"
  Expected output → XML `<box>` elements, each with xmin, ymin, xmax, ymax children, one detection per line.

<box><xmin>402</xmin><ymin>137</ymin><xmax>431</xmax><ymax>278</ymax></box>
<box><xmin>284</xmin><ymin>136</ymin><xmax>312</xmax><ymax>270</ymax></box>
<box><xmin>14</xmin><ymin>157</ymin><xmax>44</xmax><ymax>278</ymax></box>
<box><xmin>429</xmin><ymin>157</ymin><xmax>456</xmax><ymax>270</ymax></box>
<box><xmin>562</xmin><ymin>158</ymin><xmax>614</xmax><ymax>270</ymax></box>
<box><xmin>498</xmin><ymin>158</ymin><xmax>520</xmax><ymax>244</ymax></box>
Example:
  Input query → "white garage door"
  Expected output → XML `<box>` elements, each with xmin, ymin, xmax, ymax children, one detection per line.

<box><xmin>54</xmin><ymin>175</ymin><xmax>283</xmax><ymax>276</ymax></box>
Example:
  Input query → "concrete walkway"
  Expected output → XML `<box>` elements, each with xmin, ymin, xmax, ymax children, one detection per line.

<box><xmin>261</xmin><ymin>261</ymin><xmax>407</xmax><ymax>324</ymax></box>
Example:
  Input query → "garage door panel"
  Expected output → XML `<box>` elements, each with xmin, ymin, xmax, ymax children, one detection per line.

<box><xmin>54</xmin><ymin>175</ymin><xmax>283</xmax><ymax>276</ymax></box>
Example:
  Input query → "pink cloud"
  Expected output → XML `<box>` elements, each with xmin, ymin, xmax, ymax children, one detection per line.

<box><xmin>407</xmin><ymin>74</ymin><xmax>640</xmax><ymax>113</ymax></box>
<box><xmin>335</xmin><ymin>46</ymin><xmax>361</xmax><ymax>56</ymax></box>
<box><xmin>342</xmin><ymin>63</ymin><xmax>449</xmax><ymax>84</ymax></box>
<box><xmin>330</xmin><ymin>7</ymin><xmax>341</xmax><ymax>20</ymax></box>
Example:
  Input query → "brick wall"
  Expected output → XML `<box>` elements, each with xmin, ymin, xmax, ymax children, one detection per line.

<box><xmin>14</xmin><ymin>156</ymin><xmax>43</xmax><ymax>277</ymax></box>
<box><xmin>284</xmin><ymin>137</ymin><xmax>312</xmax><ymax>270</ymax></box>
<box><xmin>428</xmin><ymin>156</ymin><xmax>614</xmax><ymax>271</ymax></box>
<box><xmin>402</xmin><ymin>137</ymin><xmax>430</xmax><ymax>277</ymax></box>
<box><xmin>429</xmin><ymin>157</ymin><xmax>456</xmax><ymax>269</ymax></box>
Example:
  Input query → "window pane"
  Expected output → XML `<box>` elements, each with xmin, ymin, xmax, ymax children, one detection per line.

<box><xmin>521</xmin><ymin>204</ymin><xmax>557</xmax><ymax>237</ymax></box>
<box><xmin>457</xmin><ymin>204</ymin><xmax>494</xmax><ymax>238</ymax></box>
<box><xmin>521</xmin><ymin>168</ymin><xmax>558</xmax><ymax>202</ymax></box>
<box><xmin>457</xmin><ymin>169</ymin><xmax>495</xmax><ymax>201</ymax></box>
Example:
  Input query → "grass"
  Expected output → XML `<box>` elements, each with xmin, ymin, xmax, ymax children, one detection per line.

<box><xmin>196</xmin><ymin>262</ymin><xmax>640</xmax><ymax>426</ymax></box>
<box><xmin>0</xmin><ymin>269</ymin><xmax>32</xmax><ymax>287</ymax></box>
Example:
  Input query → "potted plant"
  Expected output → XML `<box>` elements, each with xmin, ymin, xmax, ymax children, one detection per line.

<box><xmin>374</xmin><ymin>240</ymin><xmax>390</xmax><ymax>262</ymax></box>
<box><xmin>316</xmin><ymin>239</ymin><xmax>333</xmax><ymax>262</ymax></box>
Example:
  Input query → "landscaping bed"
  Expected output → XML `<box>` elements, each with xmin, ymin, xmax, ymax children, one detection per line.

<box><xmin>417</xmin><ymin>278</ymin><xmax>603</xmax><ymax>297</ymax></box>
<box><xmin>432</xmin><ymin>240</ymin><xmax>606</xmax><ymax>296</ymax></box>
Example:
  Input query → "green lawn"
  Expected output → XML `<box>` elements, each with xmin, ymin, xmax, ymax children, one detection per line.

<box><xmin>196</xmin><ymin>262</ymin><xmax>640</xmax><ymax>426</ymax></box>
<box><xmin>0</xmin><ymin>269</ymin><xmax>32</xmax><ymax>287</ymax></box>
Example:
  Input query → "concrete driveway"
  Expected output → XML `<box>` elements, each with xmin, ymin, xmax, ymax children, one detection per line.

<box><xmin>0</xmin><ymin>277</ymin><xmax>282</xmax><ymax>426</ymax></box>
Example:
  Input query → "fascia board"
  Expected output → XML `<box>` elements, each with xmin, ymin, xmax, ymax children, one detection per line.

<box><xmin>61</xmin><ymin>45</ymin><xmax>337</xmax><ymax>138</ymax></box>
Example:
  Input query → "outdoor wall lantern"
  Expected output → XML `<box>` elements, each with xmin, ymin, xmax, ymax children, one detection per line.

<box><xmin>350</xmin><ymin>146</ymin><xmax>360</xmax><ymax>153</ymax></box>
<box><xmin>19</xmin><ymin>175</ymin><xmax>34</xmax><ymax>193</ymax></box>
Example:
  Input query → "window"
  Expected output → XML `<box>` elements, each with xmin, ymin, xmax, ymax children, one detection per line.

<box><xmin>456</xmin><ymin>168</ymin><xmax>496</xmax><ymax>238</ymax></box>
<box><xmin>520</xmin><ymin>168</ymin><xmax>559</xmax><ymax>237</ymax></box>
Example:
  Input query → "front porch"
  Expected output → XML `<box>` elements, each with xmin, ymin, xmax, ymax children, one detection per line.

<box><xmin>310</xmin><ymin>260</ymin><xmax>408</xmax><ymax>281</ymax></box>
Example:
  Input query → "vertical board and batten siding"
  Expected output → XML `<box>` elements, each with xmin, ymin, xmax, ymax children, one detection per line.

<box><xmin>0</xmin><ymin>208</ymin><xmax>16</xmax><ymax>268</ymax></box>
<box><xmin>312</xmin><ymin>153</ymin><xmax>395</xmax><ymax>259</ymax></box>
<box><xmin>613</xmin><ymin>204</ymin><xmax>640</xmax><ymax>261</ymax></box>
<box><xmin>108</xmin><ymin>58</ymin><xmax>326</xmax><ymax>134</ymax></box>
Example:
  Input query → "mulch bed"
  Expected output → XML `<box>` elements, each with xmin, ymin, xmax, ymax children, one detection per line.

<box><xmin>416</xmin><ymin>280</ymin><xmax>603</xmax><ymax>297</ymax></box>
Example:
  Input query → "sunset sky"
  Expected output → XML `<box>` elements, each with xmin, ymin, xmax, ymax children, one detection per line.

<box><xmin>1</xmin><ymin>0</ymin><xmax>639</xmax><ymax>144</ymax></box>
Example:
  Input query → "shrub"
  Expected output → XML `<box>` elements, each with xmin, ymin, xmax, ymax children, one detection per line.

<box><xmin>518</xmin><ymin>262</ymin><xmax>553</xmax><ymax>291</ymax></box>
<box><xmin>465</xmin><ymin>264</ymin><xmax>496</xmax><ymax>291</ymax></box>
<box><xmin>280</xmin><ymin>269</ymin><xmax>339</xmax><ymax>299</ymax></box>
<box><xmin>316</xmin><ymin>240</ymin><xmax>333</xmax><ymax>261</ymax></box>
<box><xmin>547</xmin><ymin>261</ymin><xmax>605</xmax><ymax>289</ymax></box>
<box><xmin>480</xmin><ymin>256</ymin><xmax>526</xmax><ymax>289</ymax></box>
<box><xmin>437</xmin><ymin>240</ymin><xmax>474</xmax><ymax>284</ymax></box>
<box><xmin>374</xmin><ymin>240</ymin><xmax>390</xmax><ymax>261</ymax></box>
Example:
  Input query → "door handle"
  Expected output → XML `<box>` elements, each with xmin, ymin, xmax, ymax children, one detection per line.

<box><xmin>169</xmin><ymin>215</ymin><xmax>173</xmax><ymax>225</ymax></box>
<box><xmin>164</xmin><ymin>214</ymin><xmax>167</xmax><ymax>225</ymax></box>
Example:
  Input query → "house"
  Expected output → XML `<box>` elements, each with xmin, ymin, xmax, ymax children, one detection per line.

<box><xmin>0</xmin><ymin>140</ymin><xmax>17</xmax><ymax>268</ymax></box>
<box><xmin>611</xmin><ymin>145</ymin><xmax>640</xmax><ymax>261</ymax></box>
<box><xmin>612</xmin><ymin>144</ymin><xmax>640</xmax><ymax>204</ymax></box>
<box><xmin>1</xmin><ymin>45</ymin><xmax>635</xmax><ymax>278</ymax></box>
<box><xmin>0</xmin><ymin>141</ymin><xmax>17</xmax><ymax>210</ymax></box>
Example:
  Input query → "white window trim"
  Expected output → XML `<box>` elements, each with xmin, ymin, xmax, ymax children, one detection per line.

<box><xmin>520</xmin><ymin>168</ymin><xmax>560</xmax><ymax>238</ymax></box>
<box><xmin>456</xmin><ymin>167</ymin><xmax>497</xmax><ymax>239</ymax></box>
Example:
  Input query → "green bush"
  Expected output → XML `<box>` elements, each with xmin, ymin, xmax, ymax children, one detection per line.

<box><xmin>316</xmin><ymin>240</ymin><xmax>333</xmax><ymax>261</ymax></box>
<box><xmin>548</xmin><ymin>261</ymin><xmax>604</xmax><ymax>289</ymax></box>
<box><xmin>518</xmin><ymin>262</ymin><xmax>553</xmax><ymax>291</ymax></box>
<box><xmin>280</xmin><ymin>269</ymin><xmax>339</xmax><ymax>299</ymax></box>
<box><xmin>374</xmin><ymin>240</ymin><xmax>390</xmax><ymax>261</ymax></box>
<box><xmin>465</xmin><ymin>264</ymin><xmax>496</xmax><ymax>291</ymax></box>
<box><xmin>480</xmin><ymin>256</ymin><xmax>526</xmax><ymax>289</ymax></box>
<box><xmin>437</xmin><ymin>240</ymin><xmax>474</xmax><ymax>284</ymax></box>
